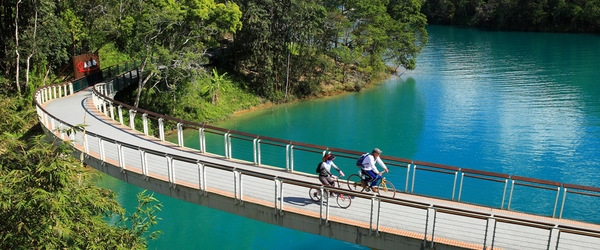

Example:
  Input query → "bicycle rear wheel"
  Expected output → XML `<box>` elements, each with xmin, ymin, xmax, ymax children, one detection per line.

<box><xmin>377</xmin><ymin>179</ymin><xmax>396</xmax><ymax>198</ymax></box>
<box><xmin>309</xmin><ymin>188</ymin><xmax>322</xmax><ymax>202</ymax></box>
<box><xmin>346</xmin><ymin>174</ymin><xmax>365</xmax><ymax>192</ymax></box>
<box><xmin>336</xmin><ymin>193</ymin><xmax>351</xmax><ymax>209</ymax></box>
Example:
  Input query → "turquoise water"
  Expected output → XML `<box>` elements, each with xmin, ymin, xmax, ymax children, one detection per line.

<box><xmin>97</xmin><ymin>26</ymin><xmax>600</xmax><ymax>249</ymax></box>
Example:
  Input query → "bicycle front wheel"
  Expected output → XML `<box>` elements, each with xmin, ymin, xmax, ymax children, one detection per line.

<box><xmin>377</xmin><ymin>179</ymin><xmax>396</xmax><ymax>198</ymax></box>
<box><xmin>336</xmin><ymin>193</ymin><xmax>351</xmax><ymax>209</ymax></box>
<box><xmin>346</xmin><ymin>174</ymin><xmax>365</xmax><ymax>192</ymax></box>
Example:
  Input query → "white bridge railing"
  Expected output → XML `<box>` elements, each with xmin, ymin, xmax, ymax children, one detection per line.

<box><xmin>33</xmin><ymin>67</ymin><xmax>600</xmax><ymax>249</ymax></box>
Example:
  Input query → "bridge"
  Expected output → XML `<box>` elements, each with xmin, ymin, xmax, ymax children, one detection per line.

<box><xmin>34</xmin><ymin>63</ymin><xmax>600</xmax><ymax>249</ymax></box>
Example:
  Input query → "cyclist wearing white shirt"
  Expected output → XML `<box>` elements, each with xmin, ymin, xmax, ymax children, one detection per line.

<box><xmin>318</xmin><ymin>154</ymin><xmax>345</xmax><ymax>187</ymax></box>
<box><xmin>360</xmin><ymin>148</ymin><xmax>388</xmax><ymax>192</ymax></box>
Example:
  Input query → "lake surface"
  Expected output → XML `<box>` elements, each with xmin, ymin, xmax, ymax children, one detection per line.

<box><xmin>96</xmin><ymin>25</ymin><xmax>600</xmax><ymax>249</ymax></box>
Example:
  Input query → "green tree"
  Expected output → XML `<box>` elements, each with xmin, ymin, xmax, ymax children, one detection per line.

<box><xmin>1</xmin><ymin>0</ymin><xmax>71</xmax><ymax>95</ymax></box>
<box><xmin>386</xmin><ymin>0</ymin><xmax>429</xmax><ymax>72</ymax></box>
<box><xmin>232</xmin><ymin>0</ymin><xmax>428</xmax><ymax>99</ymax></box>
<box><xmin>0</xmin><ymin>132</ymin><xmax>162</xmax><ymax>248</ymax></box>
<box><xmin>204</xmin><ymin>68</ymin><xmax>230</xmax><ymax>104</ymax></box>
<box><xmin>106</xmin><ymin>0</ymin><xmax>242</xmax><ymax>108</ymax></box>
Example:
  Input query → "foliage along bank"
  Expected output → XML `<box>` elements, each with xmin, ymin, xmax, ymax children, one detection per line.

<box><xmin>422</xmin><ymin>0</ymin><xmax>600</xmax><ymax>33</ymax></box>
<box><xmin>117</xmin><ymin>0</ymin><xmax>428</xmax><ymax>124</ymax></box>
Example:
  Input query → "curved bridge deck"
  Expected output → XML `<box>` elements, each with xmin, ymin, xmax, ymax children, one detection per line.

<box><xmin>35</xmin><ymin>73</ymin><xmax>600</xmax><ymax>250</ymax></box>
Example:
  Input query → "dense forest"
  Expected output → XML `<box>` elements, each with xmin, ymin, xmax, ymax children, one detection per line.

<box><xmin>422</xmin><ymin>0</ymin><xmax>600</xmax><ymax>32</ymax></box>
<box><xmin>0</xmin><ymin>0</ymin><xmax>598</xmax><ymax>248</ymax></box>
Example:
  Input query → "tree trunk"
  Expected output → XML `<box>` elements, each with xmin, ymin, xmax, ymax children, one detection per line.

<box><xmin>25</xmin><ymin>10</ymin><xmax>38</xmax><ymax>91</ymax></box>
<box><xmin>14</xmin><ymin>0</ymin><xmax>22</xmax><ymax>94</ymax></box>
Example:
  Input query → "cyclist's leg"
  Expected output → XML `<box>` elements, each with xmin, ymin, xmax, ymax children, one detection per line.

<box><xmin>364</xmin><ymin>170</ymin><xmax>379</xmax><ymax>187</ymax></box>
<box><xmin>326</xmin><ymin>176</ymin><xmax>336</xmax><ymax>186</ymax></box>
<box><xmin>326</xmin><ymin>176</ymin><xmax>336</xmax><ymax>196</ymax></box>
<box><xmin>360</xmin><ymin>170</ymin><xmax>371</xmax><ymax>185</ymax></box>
<box><xmin>318</xmin><ymin>175</ymin><xmax>330</xmax><ymax>186</ymax></box>
<box><xmin>316</xmin><ymin>176</ymin><xmax>330</xmax><ymax>198</ymax></box>
<box><xmin>372</xmin><ymin>174</ymin><xmax>382</xmax><ymax>187</ymax></box>
<box><xmin>318</xmin><ymin>176</ymin><xmax>336</xmax><ymax>196</ymax></box>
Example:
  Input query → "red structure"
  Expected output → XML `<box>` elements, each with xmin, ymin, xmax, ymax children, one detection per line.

<box><xmin>72</xmin><ymin>53</ymin><xmax>100</xmax><ymax>79</ymax></box>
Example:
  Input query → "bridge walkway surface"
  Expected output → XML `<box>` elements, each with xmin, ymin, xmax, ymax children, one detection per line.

<box><xmin>37</xmin><ymin>81</ymin><xmax>600</xmax><ymax>250</ymax></box>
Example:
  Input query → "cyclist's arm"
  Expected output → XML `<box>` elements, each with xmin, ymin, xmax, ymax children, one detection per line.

<box><xmin>376</xmin><ymin>157</ymin><xmax>389</xmax><ymax>173</ymax></box>
<box><xmin>330</xmin><ymin>162</ymin><xmax>345</xmax><ymax>176</ymax></box>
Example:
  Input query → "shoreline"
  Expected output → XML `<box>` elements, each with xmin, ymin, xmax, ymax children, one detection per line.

<box><xmin>163</xmin><ymin>72</ymin><xmax>398</xmax><ymax>137</ymax></box>
<box><xmin>225</xmin><ymin>73</ymin><xmax>396</xmax><ymax>121</ymax></box>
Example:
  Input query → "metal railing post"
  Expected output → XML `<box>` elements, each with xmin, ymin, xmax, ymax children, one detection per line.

<box><xmin>166</xmin><ymin>155</ymin><xmax>175</xmax><ymax>187</ymax></box>
<box><xmin>491</xmin><ymin>216</ymin><xmax>498</xmax><ymax>249</ymax></box>
<box><xmin>452</xmin><ymin>170</ymin><xmax>458</xmax><ymax>201</ymax></box>
<box><xmin>501</xmin><ymin>179</ymin><xmax>508</xmax><ymax>209</ymax></box>
<box><xmin>405</xmin><ymin>162</ymin><xmax>412</xmax><ymax>193</ymax></box>
<box><xmin>253</xmin><ymin>138</ymin><xmax>259</xmax><ymax>164</ymax></box>
<box><xmin>319</xmin><ymin>186</ymin><xmax>325</xmax><ymax>224</ymax></box>
<box><xmin>109</xmin><ymin>103</ymin><xmax>115</xmax><ymax>120</ymax></box>
<box><xmin>238</xmin><ymin>172</ymin><xmax>244</xmax><ymax>204</ymax></box>
<box><xmin>547</xmin><ymin>226</ymin><xmax>560</xmax><ymax>250</ymax></box>
<box><xmin>279</xmin><ymin>180</ymin><xmax>284</xmax><ymax>215</ymax></box>
<box><xmin>375</xmin><ymin>197</ymin><xmax>382</xmax><ymax>236</ymax></box>
<box><xmin>559</xmin><ymin>188</ymin><xmax>568</xmax><ymax>219</ymax></box>
<box><xmin>424</xmin><ymin>206</ymin><xmax>436</xmax><ymax>248</ymax></box>
<box><xmin>177</xmin><ymin>123</ymin><xmax>183</xmax><ymax>147</ymax></box>
<box><xmin>274</xmin><ymin>178</ymin><xmax>279</xmax><ymax>212</ymax></box>
<box><xmin>289</xmin><ymin>145</ymin><xmax>294</xmax><ymax>172</ymax></box>
<box><xmin>117</xmin><ymin>143</ymin><xmax>125</xmax><ymax>172</ymax></box>
<box><xmin>552</xmin><ymin>186</ymin><xmax>561</xmax><ymax>218</ymax></box>
<box><xmin>82</xmin><ymin>133</ymin><xmax>89</xmax><ymax>155</ymax></box>
<box><xmin>256</xmin><ymin>139</ymin><xmax>262</xmax><ymax>165</ymax></box>
<box><xmin>325</xmin><ymin>186</ymin><xmax>330</xmax><ymax>225</ymax></box>
<box><xmin>233</xmin><ymin>170</ymin><xmax>240</xmax><ymax>203</ymax></box>
<box><xmin>457</xmin><ymin>172</ymin><xmax>465</xmax><ymax>201</ymax></box>
<box><xmin>118</xmin><ymin>105</ymin><xmax>124</xmax><ymax>125</ymax></box>
<box><xmin>423</xmin><ymin>205</ymin><xmax>430</xmax><ymax>247</ymax></box>
<box><xmin>483</xmin><ymin>216</ymin><xmax>496</xmax><ymax>249</ymax></box>
<box><xmin>198</xmin><ymin>127</ymin><xmax>206</xmax><ymax>152</ymax></box>
<box><xmin>140</xmin><ymin>149</ymin><xmax>148</xmax><ymax>179</ymax></box>
<box><xmin>142</xmin><ymin>113</ymin><xmax>149</xmax><ymax>135</ymax></box>
<box><xmin>285</xmin><ymin>144</ymin><xmax>294</xmax><ymax>171</ymax></box>
<box><xmin>128</xmin><ymin>109</ymin><xmax>136</xmax><ymax>130</ymax></box>
<box><xmin>369</xmin><ymin>196</ymin><xmax>376</xmax><ymax>233</ymax></box>
<box><xmin>102</xmin><ymin>99</ymin><xmax>108</xmax><ymax>116</ymax></box>
<box><xmin>197</xmin><ymin>161</ymin><xmax>206</xmax><ymax>195</ymax></box>
<box><xmin>411</xmin><ymin>164</ymin><xmax>418</xmax><ymax>193</ymax></box>
<box><xmin>98</xmin><ymin>138</ymin><xmax>105</xmax><ymax>161</ymax></box>
<box><xmin>508</xmin><ymin>179</ymin><xmax>515</xmax><ymax>210</ymax></box>
<box><xmin>158</xmin><ymin>118</ymin><xmax>165</xmax><ymax>141</ymax></box>
<box><xmin>224</xmin><ymin>132</ymin><xmax>231</xmax><ymax>159</ymax></box>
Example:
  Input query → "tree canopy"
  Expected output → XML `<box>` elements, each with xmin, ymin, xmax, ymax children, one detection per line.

<box><xmin>0</xmin><ymin>97</ymin><xmax>162</xmax><ymax>248</ymax></box>
<box><xmin>230</xmin><ymin>0</ymin><xmax>428</xmax><ymax>100</ymax></box>
<box><xmin>422</xmin><ymin>0</ymin><xmax>600</xmax><ymax>32</ymax></box>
